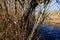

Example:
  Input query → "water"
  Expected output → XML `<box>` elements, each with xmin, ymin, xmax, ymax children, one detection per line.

<box><xmin>37</xmin><ymin>24</ymin><xmax>60</xmax><ymax>40</ymax></box>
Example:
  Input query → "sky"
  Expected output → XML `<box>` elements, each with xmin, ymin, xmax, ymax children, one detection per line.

<box><xmin>46</xmin><ymin>0</ymin><xmax>60</xmax><ymax>11</ymax></box>
<box><xmin>35</xmin><ymin>0</ymin><xmax>60</xmax><ymax>12</ymax></box>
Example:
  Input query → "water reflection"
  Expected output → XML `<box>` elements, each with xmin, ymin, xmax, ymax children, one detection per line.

<box><xmin>37</xmin><ymin>24</ymin><xmax>60</xmax><ymax>40</ymax></box>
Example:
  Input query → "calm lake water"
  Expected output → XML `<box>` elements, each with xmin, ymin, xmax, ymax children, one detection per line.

<box><xmin>37</xmin><ymin>24</ymin><xmax>60</xmax><ymax>40</ymax></box>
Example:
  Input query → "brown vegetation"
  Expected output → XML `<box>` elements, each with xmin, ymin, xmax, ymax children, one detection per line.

<box><xmin>0</xmin><ymin>0</ymin><xmax>37</xmax><ymax>40</ymax></box>
<box><xmin>0</xmin><ymin>0</ymin><xmax>51</xmax><ymax>40</ymax></box>
<box><xmin>44</xmin><ymin>10</ymin><xmax>60</xmax><ymax>26</ymax></box>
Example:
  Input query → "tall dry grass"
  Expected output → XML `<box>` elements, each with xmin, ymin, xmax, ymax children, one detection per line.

<box><xmin>0</xmin><ymin>0</ymin><xmax>37</xmax><ymax>40</ymax></box>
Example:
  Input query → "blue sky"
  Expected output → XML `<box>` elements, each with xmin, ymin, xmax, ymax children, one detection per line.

<box><xmin>46</xmin><ymin>0</ymin><xmax>60</xmax><ymax>11</ymax></box>
<box><xmin>35</xmin><ymin>0</ymin><xmax>60</xmax><ymax>12</ymax></box>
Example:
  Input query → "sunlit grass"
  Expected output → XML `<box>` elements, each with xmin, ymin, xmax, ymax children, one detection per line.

<box><xmin>44</xmin><ymin>10</ymin><xmax>60</xmax><ymax>26</ymax></box>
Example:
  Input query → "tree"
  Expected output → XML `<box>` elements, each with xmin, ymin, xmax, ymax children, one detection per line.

<box><xmin>0</xmin><ymin>0</ymin><xmax>50</xmax><ymax>40</ymax></box>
